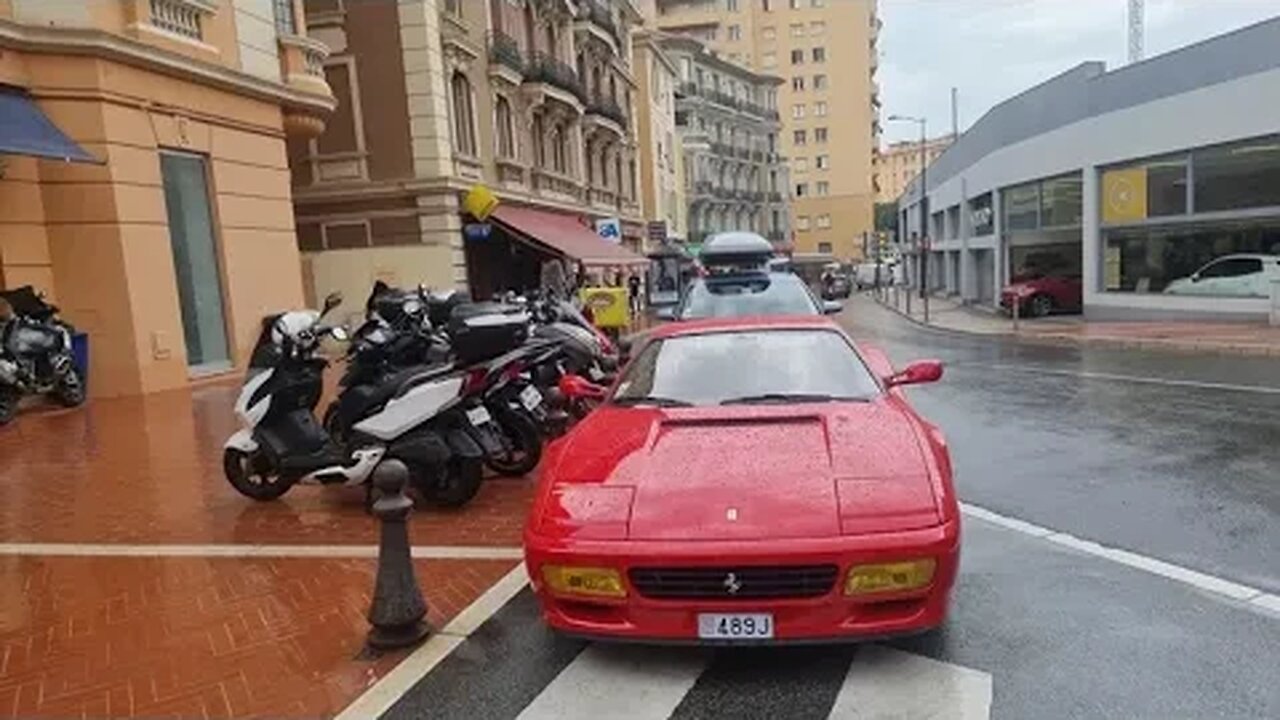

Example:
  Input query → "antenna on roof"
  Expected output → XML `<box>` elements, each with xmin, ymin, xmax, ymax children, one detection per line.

<box><xmin>1128</xmin><ymin>0</ymin><xmax>1145</xmax><ymax>63</ymax></box>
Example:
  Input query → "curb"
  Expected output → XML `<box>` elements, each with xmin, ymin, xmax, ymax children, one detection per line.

<box><xmin>869</xmin><ymin>296</ymin><xmax>1280</xmax><ymax>358</ymax></box>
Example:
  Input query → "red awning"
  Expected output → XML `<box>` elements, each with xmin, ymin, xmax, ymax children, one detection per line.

<box><xmin>490</xmin><ymin>205</ymin><xmax>646</xmax><ymax>268</ymax></box>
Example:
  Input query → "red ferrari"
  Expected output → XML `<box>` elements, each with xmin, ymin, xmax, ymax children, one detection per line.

<box><xmin>523</xmin><ymin>316</ymin><xmax>958</xmax><ymax>643</ymax></box>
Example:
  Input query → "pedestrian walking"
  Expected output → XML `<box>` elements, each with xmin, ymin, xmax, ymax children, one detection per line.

<box><xmin>627</xmin><ymin>273</ymin><xmax>642</xmax><ymax>317</ymax></box>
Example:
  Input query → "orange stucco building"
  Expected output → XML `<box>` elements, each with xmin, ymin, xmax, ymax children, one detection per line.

<box><xmin>0</xmin><ymin>0</ymin><xmax>332</xmax><ymax>396</ymax></box>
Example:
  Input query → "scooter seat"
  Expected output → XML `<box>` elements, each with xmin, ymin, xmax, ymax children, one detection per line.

<box><xmin>334</xmin><ymin>362</ymin><xmax>454</xmax><ymax>428</ymax></box>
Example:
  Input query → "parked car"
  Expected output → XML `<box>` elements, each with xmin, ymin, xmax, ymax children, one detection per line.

<box><xmin>1163</xmin><ymin>254</ymin><xmax>1280</xmax><ymax>298</ymax></box>
<box><xmin>524</xmin><ymin>316</ymin><xmax>957</xmax><ymax>644</ymax></box>
<box><xmin>1000</xmin><ymin>274</ymin><xmax>1083</xmax><ymax>317</ymax></box>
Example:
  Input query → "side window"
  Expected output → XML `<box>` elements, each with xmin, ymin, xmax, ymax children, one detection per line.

<box><xmin>1201</xmin><ymin>258</ymin><xmax>1261</xmax><ymax>278</ymax></box>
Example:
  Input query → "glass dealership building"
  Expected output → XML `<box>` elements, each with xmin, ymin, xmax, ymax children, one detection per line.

<box><xmin>896</xmin><ymin>17</ymin><xmax>1280</xmax><ymax>322</ymax></box>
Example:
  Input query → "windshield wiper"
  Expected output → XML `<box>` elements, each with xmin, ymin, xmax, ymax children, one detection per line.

<box><xmin>719</xmin><ymin>393</ymin><xmax>864</xmax><ymax>406</ymax></box>
<box><xmin>612</xmin><ymin>395</ymin><xmax>694</xmax><ymax>408</ymax></box>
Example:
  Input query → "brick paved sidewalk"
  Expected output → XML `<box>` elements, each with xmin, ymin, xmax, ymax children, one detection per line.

<box><xmin>865</xmin><ymin>291</ymin><xmax>1280</xmax><ymax>356</ymax></box>
<box><xmin>0</xmin><ymin>380</ymin><xmax>534</xmax><ymax>719</ymax></box>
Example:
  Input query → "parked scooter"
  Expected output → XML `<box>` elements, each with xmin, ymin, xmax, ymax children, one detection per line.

<box><xmin>0</xmin><ymin>286</ymin><xmax>85</xmax><ymax>425</ymax></box>
<box><xmin>222</xmin><ymin>293</ymin><xmax>486</xmax><ymax>507</ymax></box>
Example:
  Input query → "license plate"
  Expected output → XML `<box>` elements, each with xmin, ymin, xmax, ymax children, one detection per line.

<box><xmin>697</xmin><ymin>613</ymin><xmax>774</xmax><ymax>640</ymax></box>
<box><xmin>587</xmin><ymin>366</ymin><xmax>605</xmax><ymax>381</ymax></box>
<box><xmin>519</xmin><ymin>385</ymin><xmax>542</xmax><ymax>410</ymax></box>
<box><xmin>465</xmin><ymin>405</ymin><xmax>492</xmax><ymax>426</ymax></box>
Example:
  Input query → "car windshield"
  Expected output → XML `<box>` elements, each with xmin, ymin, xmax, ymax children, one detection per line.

<box><xmin>611</xmin><ymin>329</ymin><xmax>881</xmax><ymax>407</ymax></box>
<box><xmin>678</xmin><ymin>274</ymin><xmax>818</xmax><ymax>319</ymax></box>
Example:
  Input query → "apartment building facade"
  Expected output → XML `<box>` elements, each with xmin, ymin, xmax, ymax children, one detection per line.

<box><xmin>0</xmin><ymin>0</ymin><xmax>333</xmax><ymax>396</ymax></box>
<box><xmin>660</xmin><ymin>36</ymin><xmax>786</xmax><ymax>248</ymax></box>
<box><xmin>632</xmin><ymin>28</ymin><xmax>686</xmax><ymax>247</ymax></box>
<box><xmin>875</xmin><ymin>135</ymin><xmax>952</xmax><ymax>204</ymax></box>
<box><xmin>291</xmin><ymin>0</ymin><xmax>646</xmax><ymax>307</ymax></box>
<box><xmin>651</xmin><ymin>0</ymin><xmax>879</xmax><ymax>260</ymax></box>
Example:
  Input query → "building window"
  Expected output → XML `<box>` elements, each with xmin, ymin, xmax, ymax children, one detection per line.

<box><xmin>791</xmin><ymin>104</ymin><xmax>805</xmax><ymax>119</ymax></box>
<box><xmin>762</xmin><ymin>52</ymin><xmax>777</xmax><ymax>68</ymax></box>
<box><xmin>272</xmin><ymin>0</ymin><xmax>296</xmax><ymax>34</ymax></box>
<box><xmin>494</xmin><ymin>95</ymin><xmax>515</xmax><ymax>159</ymax></box>
<box><xmin>796</xmin><ymin>215</ymin><xmax>811</xmax><ymax>230</ymax></box>
<box><xmin>762</xmin><ymin>26</ymin><xmax>776</xmax><ymax>41</ymax></box>
<box><xmin>790</xmin><ymin>0</ymin><xmax>801</xmax><ymax>8</ymax></box>
<box><xmin>817</xmin><ymin>214</ymin><xmax>831</xmax><ymax>229</ymax></box>
<box><xmin>813</xmin><ymin>74</ymin><xmax>827</xmax><ymax>90</ymax></box>
<box><xmin>816</xmin><ymin>154</ymin><xmax>829</xmax><ymax>170</ymax></box>
<box><xmin>795</xmin><ymin>157</ymin><xmax>809</xmax><ymax>173</ymax></box>
<box><xmin>792</xmin><ymin>76</ymin><xmax>805</xmax><ymax>91</ymax></box>
<box><xmin>727</xmin><ymin>0</ymin><xmax>739</xmax><ymax>9</ymax></box>
<box><xmin>790</xmin><ymin>23</ymin><xmax>804</xmax><ymax>37</ymax></box>
<box><xmin>532</xmin><ymin>114</ymin><xmax>545</xmax><ymax>166</ymax></box>
<box><xmin>1192</xmin><ymin>136</ymin><xmax>1280</xmax><ymax>213</ymax></box>
<box><xmin>795</xmin><ymin>182</ymin><xmax>808</xmax><ymax>196</ymax></box>
<box><xmin>969</xmin><ymin>192</ymin><xmax>994</xmax><ymax>236</ymax></box>
<box><xmin>762</xmin><ymin>0</ymin><xmax>772</xmax><ymax>11</ymax></box>
<box><xmin>443</xmin><ymin>0</ymin><xmax>462</xmax><ymax>17</ymax></box>
<box><xmin>450</xmin><ymin>72</ymin><xmax>477</xmax><ymax>157</ymax></box>
<box><xmin>812</xmin><ymin>0</ymin><xmax>825</xmax><ymax>7</ymax></box>
<box><xmin>812</xmin><ymin>47</ymin><xmax>826</xmax><ymax>63</ymax></box>
<box><xmin>728</xmin><ymin>24</ymin><xmax>742</xmax><ymax>40</ymax></box>
<box><xmin>1105</xmin><ymin>222</ymin><xmax>1280</xmax><ymax>296</ymax></box>
<box><xmin>1040</xmin><ymin>174</ymin><xmax>1083</xmax><ymax>227</ymax></box>
<box><xmin>552</xmin><ymin>125</ymin><xmax>567</xmax><ymax>173</ymax></box>
<box><xmin>818</xmin><ymin>241</ymin><xmax>833</xmax><ymax>253</ymax></box>
<box><xmin>816</xmin><ymin>180</ymin><xmax>829</xmax><ymax>196</ymax></box>
<box><xmin>1002</xmin><ymin>182</ymin><xmax>1039</xmax><ymax>231</ymax></box>
<box><xmin>814</xmin><ymin>127</ymin><xmax>828</xmax><ymax>143</ymax></box>
<box><xmin>1102</xmin><ymin>155</ymin><xmax>1188</xmax><ymax>222</ymax></box>
<box><xmin>814</xmin><ymin>101</ymin><xmax>827</xmax><ymax>117</ymax></box>
<box><xmin>793</xmin><ymin>129</ymin><xmax>806</xmax><ymax>145</ymax></box>
<box><xmin>810</xmin><ymin>20</ymin><xmax>825</xmax><ymax>35</ymax></box>
<box><xmin>790</xmin><ymin>49</ymin><xmax>804</xmax><ymax>65</ymax></box>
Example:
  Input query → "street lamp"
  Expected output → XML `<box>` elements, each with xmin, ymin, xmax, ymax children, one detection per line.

<box><xmin>887</xmin><ymin>114</ymin><xmax>929</xmax><ymax>323</ymax></box>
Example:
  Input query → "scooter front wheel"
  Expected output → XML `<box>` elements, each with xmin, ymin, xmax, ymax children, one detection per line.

<box><xmin>223</xmin><ymin>448</ymin><xmax>293</xmax><ymax>501</ymax></box>
<box><xmin>418</xmin><ymin>456</ymin><xmax>483</xmax><ymax>508</ymax></box>
<box><xmin>483</xmin><ymin>406</ymin><xmax>543</xmax><ymax>477</ymax></box>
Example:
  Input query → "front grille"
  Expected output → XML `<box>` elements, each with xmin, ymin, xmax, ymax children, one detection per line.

<box><xmin>629</xmin><ymin>565</ymin><xmax>839</xmax><ymax>601</ymax></box>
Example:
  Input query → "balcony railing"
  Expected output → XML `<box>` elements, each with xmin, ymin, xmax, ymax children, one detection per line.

<box><xmin>149</xmin><ymin>0</ymin><xmax>204</xmax><ymax>40</ymax></box>
<box><xmin>736</xmin><ymin>147</ymin><xmax>751</xmax><ymax>160</ymax></box>
<box><xmin>488</xmin><ymin>31</ymin><xmax>524</xmax><ymax>75</ymax></box>
<box><xmin>578</xmin><ymin>0</ymin><xmax>621</xmax><ymax>45</ymax></box>
<box><xmin>767</xmin><ymin>230</ymin><xmax>787</xmax><ymax>244</ymax></box>
<box><xmin>525</xmin><ymin>52</ymin><xmax>586</xmax><ymax>103</ymax></box>
<box><xmin>767</xmin><ymin>191</ymin><xmax>784</xmax><ymax>203</ymax></box>
<box><xmin>586</xmin><ymin>94</ymin><xmax>628</xmax><ymax>128</ymax></box>
<box><xmin>693</xmin><ymin>180</ymin><xmax>714</xmax><ymax>196</ymax></box>
<box><xmin>751</xmin><ymin>150</ymin><xmax>764</xmax><ymax>162</ymax></box>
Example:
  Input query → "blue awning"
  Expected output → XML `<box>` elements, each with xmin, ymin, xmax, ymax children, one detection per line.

<box><xmin>0</xmin><ymin>87</ymin><xmax>99</xmax><ymax>164</ymax></box>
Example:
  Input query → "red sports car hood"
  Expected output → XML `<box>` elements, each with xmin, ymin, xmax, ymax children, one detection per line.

<box><xmin>545</xmin><ymin>401</ymin><xmax>940</xmax><ymax>541</ymax></box>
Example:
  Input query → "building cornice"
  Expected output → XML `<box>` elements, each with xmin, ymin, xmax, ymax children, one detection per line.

<box><xmin>0</xmin><ymin>19</ymin><xmax>336</xmax><ymax>115</ymax></box>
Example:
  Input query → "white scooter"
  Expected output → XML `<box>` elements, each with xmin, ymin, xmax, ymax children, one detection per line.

<box><xmin>223</xmin><ymin>293</ymin><xmax>485</xmax><ymax>507</ymax></box>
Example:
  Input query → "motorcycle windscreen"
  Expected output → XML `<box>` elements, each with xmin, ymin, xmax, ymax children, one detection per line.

<box><xmin>353</xmin><ymin>376</ymin><xmax>464</xmax><ymax>441</ymax></box>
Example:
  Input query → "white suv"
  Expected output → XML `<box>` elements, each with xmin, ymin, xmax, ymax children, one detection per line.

<box><xmin>1163</xmin><ymin>254</ymin><xmax>1280</xmax><ymax>298</ymax></box>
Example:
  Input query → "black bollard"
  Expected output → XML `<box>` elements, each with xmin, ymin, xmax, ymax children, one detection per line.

<box><xmin>366</xmin><ymin>459</ymin><xmax>430</xmax><ymax>650</ymax></box>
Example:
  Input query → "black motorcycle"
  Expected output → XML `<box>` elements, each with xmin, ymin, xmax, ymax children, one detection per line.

<box><xmin>0</xmin><ymin>286</ymin><xmax>86</xmax><ymax>425</ymax></box>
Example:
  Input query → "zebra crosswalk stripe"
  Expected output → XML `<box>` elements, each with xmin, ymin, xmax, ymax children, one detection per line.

<box><xmin>516</xmin><ymin>644</ymin><xmax>711</xmax><ymax>720</ymax></box>
<box><xmin>826</xmin><ymin>644</ymin><xmax>993</xmax><ymax>719</ymax></box>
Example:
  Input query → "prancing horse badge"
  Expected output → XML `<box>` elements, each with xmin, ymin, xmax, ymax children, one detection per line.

<box><xmin>726</xmin><ymin>507</ymin><xmax>739</xmax><ymax>522</ymax></box>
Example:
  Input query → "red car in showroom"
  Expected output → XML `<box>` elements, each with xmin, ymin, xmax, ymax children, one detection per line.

<box><xmin>523</xmin><ymin>316</ymin><xmax>959</xmax><ymax>643</ymax></box>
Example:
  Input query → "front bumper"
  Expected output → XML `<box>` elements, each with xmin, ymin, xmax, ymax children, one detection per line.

<box><xmin>523</xmin><ymin>521</ymin><xmax>960</xmax><ymax>643</ymax></box>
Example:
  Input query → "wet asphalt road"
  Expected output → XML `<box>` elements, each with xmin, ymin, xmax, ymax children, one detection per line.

<box><xmin>385</xmin><ymin>297</ymin><xmax>1280</xmax><ymax>719</ymax></box>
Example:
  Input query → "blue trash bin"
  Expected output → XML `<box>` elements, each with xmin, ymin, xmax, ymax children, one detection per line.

<box><xmin>71</xmin><ymin>332</ymin><xmax>89</xmax><ymax>388</ymax></box>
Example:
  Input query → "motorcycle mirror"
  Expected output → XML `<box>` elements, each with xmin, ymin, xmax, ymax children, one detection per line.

<box><xmin>322</xmin><ymin>291</ymin><xmax>343</xmax><ymax>317</ymax></box>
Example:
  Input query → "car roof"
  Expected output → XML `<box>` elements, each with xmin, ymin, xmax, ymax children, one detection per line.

<box><xmin>647</xmin><ymin>314</ymin><xmax>840</xmax><ymax>340</ymax></box>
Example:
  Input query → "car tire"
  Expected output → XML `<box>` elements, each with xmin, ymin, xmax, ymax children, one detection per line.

<box><xmin>1028</xmin><ymin>294</ymin><xmax>1054</xmax><ymax>318</ymax></box>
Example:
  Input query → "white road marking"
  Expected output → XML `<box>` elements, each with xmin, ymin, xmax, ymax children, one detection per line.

<box><xmin>963</xmin><ymin>363</ymin><xmax>1280</xmax><ymax>395</ymax></box>
<box><xmin>961</xmin><ymin>502</ymin><xmax>1280</xmax><ymax>614</ymax></box>
<box><xmin>334</xmin><ymin>563</ymin><xmax>531</xmax><ymax>720</ymax></box>
<box><xmin>827</xmin><ymin>644</ymin><xmax>992</xmax><ymax>720</ymax></box>
<box><xmin>0</xmin><ymin>542</ymin><xmax>524</xmax><ymax>560</ymax></box>
<box><xmin>516</xmin><ymin>644</ymin><xmax>709</xmax><ymax>720</ymax></box>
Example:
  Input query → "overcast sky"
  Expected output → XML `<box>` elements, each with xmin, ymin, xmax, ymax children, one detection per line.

<box><xmin>877</xmin><ymin>0</ymin><xmax>1280</xmax><ymax>144</ymax></box>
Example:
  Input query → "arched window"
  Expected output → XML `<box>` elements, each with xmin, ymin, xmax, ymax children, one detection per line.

<box><xmin>599</xmin><ymin>151</ymin><xmax>609</xmax><ymax>188</ymax></box>
<box><xmin>614</xmin><ymin>156</ymin><xmax>623</xmax><ymax>196</ymax></box>
<box><xmin>551</xmin><ymin>125</ymin><xmax>567</xmax><ymax>173</ymax></box>
<box><xmin>495</xmin><ymin>95</ymin><xmax>514</xmax><ymax>158</ymax></box>
<box><xmin>628</xmin><ymin>159</ymin><xmax>637</xmax><ymax>200</ymax></box>
<box><xmin>545</xmin><ymin>22</ymin><xmax>556</xmax><ymax>57</ymax></box>
<box><xmin>450</xmin><ymin>72</ymin><xmax>476</xmax><ymax>156</ymax></box>
<box><xmin>532</xmin><ymin>113</ymin><xmax>545</xmax><ymax>166</ymax></box>
<box><xmin>523</xmin><ymin>3</ymin><xmax>536</xmax><ymax>54</ymax></box>
<box><xmin>585</xmin><ymin>139</ymin><xmax>595</xmax><ymax>183</ymax></box>
<box><xmin>609</xmin><ymin>76</ymin><xmax>617</xmax><ymax>103</ymax></box>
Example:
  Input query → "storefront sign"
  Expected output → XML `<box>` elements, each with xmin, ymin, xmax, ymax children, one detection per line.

<box><xmin>579</xmin><ymin>287</ymin><xmax>628</xmax><ymax>328</ymax></box>
<box><xmin>596</xmin><ymin>217</ymin><xmax>622</xmax><ymax>243</ymax></box>
<box><xmin>462</xmin><ymin>184</ymin><xmax>500</xmax><ymax>221</ymax></box>
<box><xmin>646</xmin><ymin>220</ymin><xmax>667</xmax><ymax>242</ymax></box>
<box><xmin>1102</xmin><ymin>168</ymin><xmax>1147</xmax><ymax>224</ymax></box>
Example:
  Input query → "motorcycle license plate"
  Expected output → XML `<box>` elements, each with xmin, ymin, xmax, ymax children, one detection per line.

<box><xmin>465</xmin><ymin>405</ymin><xmax>493</xmax><ymax>427</ymax></box>
<box><xmin>587</xmin><ymin>366</ymin><xmax>605</xmax><ymax>381</ymax></box>
<box><xmin>519</xmin><ymin>385</ymin><xmax>543</xmax><ymax>410</ymax></box>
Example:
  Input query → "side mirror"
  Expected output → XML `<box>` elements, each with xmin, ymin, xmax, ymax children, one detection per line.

<box><xmin>654</xmin><ymin>306</ymin><xmax>676</xmax><ymax>321</ymax></box>
<box><xmin>321</xmin><ymin>291</ymin><xmax>343</xmax><ymax>317</ymax></box>
<box><xmin>822</xmin><ymin>300</ymin><xmax>843</xmax><ymax>315</ymax></box>
<box><xmin>885</xmin><ymin>359</ymin><xmax>943</xmax><ymax>388</ymax></box>
<box><xmin>1190</xmin><ymin>273</ymin><xmax>1201</xmax><ymax>283</ymax></box>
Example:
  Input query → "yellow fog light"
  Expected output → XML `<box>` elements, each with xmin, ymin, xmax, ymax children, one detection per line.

<box><xmin>542</xmin><ymin>565</ymin><xmax>627</xmax><ymax>598</ymax></box>
<box><xmin>844</xmin><ymin>559</ymin><xmax>936</xmax><ymax>596</ymax></box>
